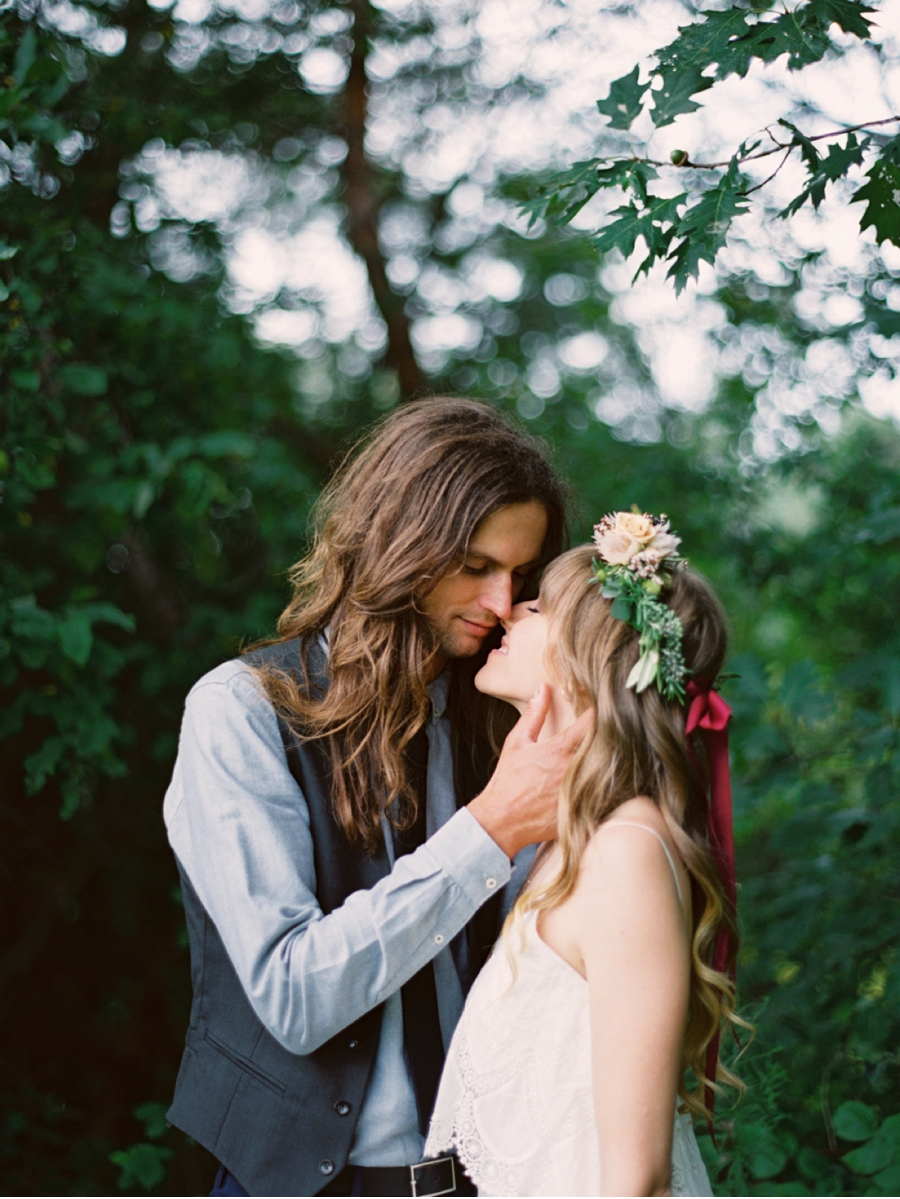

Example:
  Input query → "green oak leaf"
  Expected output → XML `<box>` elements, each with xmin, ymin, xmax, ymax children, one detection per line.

<box><xmin>667</xmin><ymin>161</ymin><xmax>748</xmax><ymax>293</ymax></box>
<box><xmin>652</xmin><ymin>0</ymin><xmax>869</xmax><ymax>89</ymax></box>
<box><xmin>596</xmin><ymin>158</ymin><xmax>659</xmax><ymax>206</ymax></box>
<box><xmin>523</xmin><ymin>159</ymin><xmax>661</xmax><ymax>231</ymax></box>
<box><xmin>742</xmin><ymin>6</ymin><xmax>832</xmax><ymax>70</ymax></box>
<box><xmin>852</xmin><ymin>137</ymin><xmax>900</xmax><ymax>246</ymax></box>
<box><xmin>654</xmin><ymin>8</ymin><xmax>756</xmax><ymax>80</ymax></box>
<box><xmin>879</xmin><ymin>133</ymin><xmax>900</xmax><ymax>170</ymax></box>
<box><xmin>814</xmin><ymin>133</ymin><xmax>868</xmax><ymax>186</ymax></box>
<box><xmin>595</xmin><ymin>66</ymin><xmax>650</xmax><ymax>131</ymax></box>
<box><xmin>778</xmin><ymin>119</ymin><xmax>821</xmax><ymax>170</ymax></box>
<box><xmin>781</xmin><ymin>132</ymin><xmax>868</xmax><ymax>217</ymax></box>
<box><xmin>594</xmin><ymin>204</ymin><xmax>647</xmax><ymax>259</ymax></box>
<box><xmin>650</xmin><ymin>68</ymin><xmax>714</xmax><ymax>128</ymax></box>
<box><xmin>811</xmin><ymin>0</ymin><xmax>875</xmax><ymax>39</ymax></box>
<box><xmin>593</xmin><ymin>193</ymin><xmax>685</xmax><ymax>279</ymax></box>
<box><xmin>520</xmin><ymin>159</ymin><xmax>606</xmax><ymax>228</ymax></box>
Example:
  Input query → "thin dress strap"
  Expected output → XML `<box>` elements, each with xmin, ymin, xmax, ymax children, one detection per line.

<box><xmin>597</xmin><ymin>821</ymin><xmax>684</xmax><ymax>906</ymax></box>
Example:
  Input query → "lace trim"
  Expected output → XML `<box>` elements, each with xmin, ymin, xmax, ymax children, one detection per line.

<box><xmin>426</xmin><ymin>1019</ymin><xmax>532</xmax><ymax>1196</ymax></box>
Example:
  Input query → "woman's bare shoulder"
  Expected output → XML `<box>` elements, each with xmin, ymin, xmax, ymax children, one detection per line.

<box><xmin>606</xmin><ymin>795</ymin><xmax>668</xmax><ymax>831</ymax></box>
<box><xmin>579</xmin><ymin>798</ymin><xmax>680</xmax><ymax>889</ymax></box>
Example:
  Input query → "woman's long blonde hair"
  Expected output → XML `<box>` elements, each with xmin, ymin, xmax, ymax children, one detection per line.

<box><xmin>508</xmin><ymin>545</ymin><xmax>745</xmax><ymax>1120</ymax></box>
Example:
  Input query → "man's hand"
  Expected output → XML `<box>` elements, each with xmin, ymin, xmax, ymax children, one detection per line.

<box><xmin>467</xmin><ymin>684</ymin><xmax>593</xmax><ymax>859</ymax></box>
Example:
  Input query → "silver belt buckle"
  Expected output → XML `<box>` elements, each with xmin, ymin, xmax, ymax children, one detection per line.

<box><xmin>409</xmin><ymin>1154</ymin><xmax>456</xmax><ymax>1197</ymax></box>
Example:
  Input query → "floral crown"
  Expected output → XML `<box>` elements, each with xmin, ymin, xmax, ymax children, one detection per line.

<box><xmin>590</xmin><ymin>511</ymin><xmax>687</xmax><ymax>703</ymax></box>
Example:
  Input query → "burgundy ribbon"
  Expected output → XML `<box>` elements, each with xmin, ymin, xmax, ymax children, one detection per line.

<box><xmin>685</xmin><ymin>677</ymin><xmax>735</xmax><ymax>1123</ymax></box>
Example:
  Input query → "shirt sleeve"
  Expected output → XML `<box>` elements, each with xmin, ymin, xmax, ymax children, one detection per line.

<box><xmin>163</xmin><ymin>661</ymin><xmax>511</xmax><ymax>1055</ymax></box>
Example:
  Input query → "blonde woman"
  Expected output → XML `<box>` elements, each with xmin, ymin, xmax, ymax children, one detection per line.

<box><xmin>425</xmin><ymin>515</ymin><xmax>742</xmax><ymax>1197</ymax></box>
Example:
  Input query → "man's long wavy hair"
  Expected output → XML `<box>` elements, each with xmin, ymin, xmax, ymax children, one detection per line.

<box><xmin>506</xmin><ymin>546</ymin><xmax>746</xmax><ymax>1120</ymax></box>
<box><xmin>250</xmin><ymin>398</ymin><xmax>567</xmax><ymax>853</ymax></box>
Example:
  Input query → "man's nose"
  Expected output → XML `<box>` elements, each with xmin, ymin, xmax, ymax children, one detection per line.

<box><xmin>480</xmin><ymin>574</ymin><xmax>513</xmax><ymax>621</ymax></box>
<box><xmin>501</xmin><ymin>601</ymin><xmax>532</xmax><ymax>632</ymax></box>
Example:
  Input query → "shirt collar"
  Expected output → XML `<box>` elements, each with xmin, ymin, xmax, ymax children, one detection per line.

<box><xmin>427</xmin><ymin>669</ymin><xmax>450</xmax><ymax>724</ymax></box>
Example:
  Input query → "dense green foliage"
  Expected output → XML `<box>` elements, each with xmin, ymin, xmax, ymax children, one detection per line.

<box><xmin>1</xmin><ymin>0</ymin><xmax>899</xmax><ymax>1194</ymax></box>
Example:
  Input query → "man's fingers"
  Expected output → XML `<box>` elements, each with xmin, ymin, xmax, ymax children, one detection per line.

<box><xmin>515</xmin><ymin>681</ymin><xmax>552</xmax><ymax>743</ymax></box>
<box><xmin>558</xmin><ymin>706</ymin><xmax>594</xmax><ymax>750</ymax></box>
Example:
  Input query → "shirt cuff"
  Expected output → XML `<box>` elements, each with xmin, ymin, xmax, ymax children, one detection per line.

<box><xmin>420</xmin><ymin>806</ymin><xmax>512</xmax><ymax>910</ymax></box>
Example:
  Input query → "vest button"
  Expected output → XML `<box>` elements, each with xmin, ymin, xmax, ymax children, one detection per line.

<box><xmin>319</xmin><ymin>1160</ymin><xmax>335</xmax><ymax>1175</ymax></box>
<box><xmin>347</xmin><ymin>1039</ymin><xmax>359</xmax><ymax>1049</ymax></box>
<box><xmin>334</xmin><ymin>1100</ymin><xmax>351</xmax><ymax>1116</ymax></box>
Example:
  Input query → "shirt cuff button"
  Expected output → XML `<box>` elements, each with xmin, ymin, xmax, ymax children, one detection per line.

<box><xmin>434</xmin><ymin>933</ymin><xmax>444</xmax><ymax>944</ymax></box>
<box><xmin>485</xmin><ymin>877</ymin><xmax>497</xmax><ymax>889</ymax></box>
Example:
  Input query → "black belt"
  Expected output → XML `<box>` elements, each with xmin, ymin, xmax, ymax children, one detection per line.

<box><xmin>322</xmin><ymin>1154</ymin><xmax>470</xmax><ymax>1197</ymax></box>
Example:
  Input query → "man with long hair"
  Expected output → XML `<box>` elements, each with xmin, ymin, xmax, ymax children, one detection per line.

<box><xmin>163</xmin><ymin>399</ymin><xmax>587</xmax><ymax>1197</ymax></box>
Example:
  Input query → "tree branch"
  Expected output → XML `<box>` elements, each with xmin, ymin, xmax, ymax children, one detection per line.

<box><xmin>342</xmin><ymin>0</ymin><xmax>426</xmax><ymax>401</ymax></box>
<box><xmin>740</xmin><ymin>146</ymin><xmax>794</xmax><ymax>197</ymax></box>
<box><xmin>638</xmin><ymin>115</ymin><xmax>900</xmax><ymax>172</ymax></box>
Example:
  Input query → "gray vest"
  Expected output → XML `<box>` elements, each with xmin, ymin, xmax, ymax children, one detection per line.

<box><xmin>166</xmin><ymin>639</ymin><xmax>499</xmax><ymax>1196</ymax></box>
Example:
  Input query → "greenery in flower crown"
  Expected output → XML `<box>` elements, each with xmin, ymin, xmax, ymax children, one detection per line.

<box><xmin>589</xmin><ymin>511</ymin><xmax>688</xmax><ymax>703</ymax></box>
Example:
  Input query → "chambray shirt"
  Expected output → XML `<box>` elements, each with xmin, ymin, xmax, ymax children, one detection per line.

<box><xmin>163</xmin><ymin>657</ymin><xmax>521</xmax><ymax>1167</ymax></box>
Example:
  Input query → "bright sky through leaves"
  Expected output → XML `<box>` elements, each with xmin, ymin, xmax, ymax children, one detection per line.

<box><xmin>125</xmin><ymin>0</ymin><xmax>900</xmax><ymax>449</ymax></box>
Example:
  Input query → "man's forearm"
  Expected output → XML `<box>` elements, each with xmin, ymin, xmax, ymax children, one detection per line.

<box><xmin>258</xmin><ymin>811</ymin><xmax>508</xmax><ymax>1051</ymax></box>
<box><xmin>183</xmin><ymin>808</ymin><xmax>510</xmax><ymax>1054</ymax></box>
<box><xmin>166</xmin><ymin>664</ymin><xmax>510</xmax><ymax>1052</ymax></box>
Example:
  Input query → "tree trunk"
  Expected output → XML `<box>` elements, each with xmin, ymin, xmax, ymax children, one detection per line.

<box><xmin>342</xmin><ymin>0</ymin><xmax>426</xmax><ymax>402</ymax></box>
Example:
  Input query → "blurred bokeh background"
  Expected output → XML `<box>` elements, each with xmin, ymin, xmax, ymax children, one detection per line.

<box><xmin>2</xmin><ymin>0</ymin><xmax>900</xmax><ymax>1193</ymax></box>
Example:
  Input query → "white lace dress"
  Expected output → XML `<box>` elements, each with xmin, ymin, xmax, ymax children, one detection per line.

<box><xmin>424</xmin><ymin>828</ymin><xmax>713</xmax><ymax>1197</ymax></box>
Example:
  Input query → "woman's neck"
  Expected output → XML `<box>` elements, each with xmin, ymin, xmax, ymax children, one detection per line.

<box><xmin>513</xmin><ymin>685</ymin><xmax>576</xmax><ymax>742</ymax></box>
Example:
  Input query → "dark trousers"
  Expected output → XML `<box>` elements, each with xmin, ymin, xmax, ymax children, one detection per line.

<box><xmin>211</xmin><ymin>1166</ymin><xmax>248</xmax><ymax>1196</ymax></box>
<box><xmin>212</xmin><ymin>1164</ymin><xmax>364</xmax><ymax>1195</ymax></box>
<box><xmin>211</xmin><ymin>1163</ymin><xmax>365</xmax><ymax>1195</ymax></box>
<box><xmin>211</xmin><ymin>1160</ymin><xmax>477</xmax><ymax>1196</ymax></box>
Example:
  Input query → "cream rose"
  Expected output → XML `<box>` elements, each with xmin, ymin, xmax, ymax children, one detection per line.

<box><xmin>614</xmin><ymin>512</ymin><xmax>656</xmax><ymax>543</ymax></box>
<box><xmin>595</xmin><ymin>530</ymin><xmax>641</xmax><ymax>565</ymax></box>
<box><xmin>647</xmin><ymin>530</ymin><xmax>681</xmax><ymax>556</ymax></box>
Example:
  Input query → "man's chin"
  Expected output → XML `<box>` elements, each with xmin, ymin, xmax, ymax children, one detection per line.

<box><xmin>436</xmin><ymin>625</ymin><xmax>501</xmax><ymax>663</ymax></box>
<box><xmin>438</xmin><ymin>635</ymin><xmax>486</xmax><ymax>661</ymax></box>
